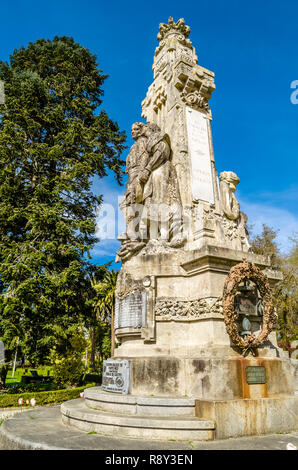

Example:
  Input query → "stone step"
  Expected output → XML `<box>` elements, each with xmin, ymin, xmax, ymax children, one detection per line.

<box><xmin>84</xmin><ymin>386</ymin><xmax>196</xmax><ymax>416</ymax></box>
<box><xmin>61</xmin><ymin>398</ymin><xmax>215</xmax><ymax>441</ymax></box>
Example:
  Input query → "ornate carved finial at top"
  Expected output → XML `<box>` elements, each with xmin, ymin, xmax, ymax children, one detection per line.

<box><xmin>157</xmin><ymin>17</ymin><xmax>191</xmax><ymax>42</ymax></box>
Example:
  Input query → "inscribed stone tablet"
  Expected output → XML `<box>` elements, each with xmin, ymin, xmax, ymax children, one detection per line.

<box><xmin>114</xmin><ymin>291</ymin><xmax>146</xmax><ymax>330</ymax></box>
<box><xmin>186</xmin><ymin>107</ymin><xmax>214</xmax><ymax>204</ymax></box>
<box><xmin>102</xmin><ymin>360</ymin><xmax>131</xmax><ymax>394</ymax></box>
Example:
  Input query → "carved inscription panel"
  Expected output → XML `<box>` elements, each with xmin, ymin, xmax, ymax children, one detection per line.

<box><xmin>114</xmin><ymin>291</ymin><xmax>147</xmax><ymax>330</ymax></box>
<box><xmin>186</xmin><ymin>107</ymin><xmax>214</xmax><ymax>204</ymax></box>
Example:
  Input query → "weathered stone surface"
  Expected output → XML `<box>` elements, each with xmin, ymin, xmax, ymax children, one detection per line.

<box><xmin>117</xmin><ymin>17</ymin><xmax>251</xmax><ymax>266</ymax></box>
<box><xmin>84</xmin><ymin>386</ymin><xmax>196</xmax><ymax>416</ymax></box>
<box><xmin>113</xmin><ymin>11</ymin><xmax>281</xmax><ymax>353</ymax></box>
<box><xmin>113</xmin><ymin>356</ymin><xmax>295</xmax><ymax>399</ymax></box>
<box><xmin>196</xmin><ymin>396</ymin><xmax>298</xmax><ymax>439</ymax></box>
<box><xmin>114</xmin><ymin>246</ymin><xmax>283</xmax><ymax>358</ymax></box>
<box><xmin>61</xmin><ymin>18</ymin><xmax>296</xmax><ymax>442</ymax></box>
<box><xmin>185</xmin><ymin>107</ymin><xmax>214</xmax><ymax>204</ymax></box>
<box><xmin>61</xmin><ymin>398</ymin><xmax>215</xmax><ymax>441</ymax></box>
<box><xmin>291</xmin><ymin>359</ymin><xmax>298</xmax><ymax>393</ymax></box>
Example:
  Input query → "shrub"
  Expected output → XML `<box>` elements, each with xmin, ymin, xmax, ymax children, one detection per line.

<box><xmin>51</xmin><ymin>355</ymin><xmax>85</xmax><ymax>388</ymax></box>
<box><xmin>49</xmin><ymin>327</ymin><xmax>87</xmax><ymax>388</ymax></box>
<box><xmin>83</xmin><ymin>373</ymin><xmax>101</xmax><ymax>384</ymax></box>
<box><xmin>0</xmin><ymin>383</ymin><xmax>95</xmax><ymax>408</ymax></box>
<box><xmin>5</xmin><ymin>382</ymin><xmax>57</xmax><ymax>394</ymax></box>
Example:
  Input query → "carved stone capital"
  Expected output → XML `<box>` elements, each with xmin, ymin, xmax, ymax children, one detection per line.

<box><xmin>181</xmin><ymin>90</ymin><xmax>209</xmax><ymax>111</ymax></box>
<box><xmin>157</xmin><ymin>17</ymin><xmax>191</xmax><ymax>42</ymax></box>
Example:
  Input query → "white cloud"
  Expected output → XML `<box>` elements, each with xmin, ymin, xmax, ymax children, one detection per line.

<box><xmin>240</xmin><ymin>198</ymin><xmax>298</xmax><ymax>254</ymax></box>
<box><xmin>93</xmin><ymin>178</ymin><xmax>298</xmax><ymax>258</ymax></box>
<box><xmin>90</xmin><ymin>239</ymin><xmax>121</xmax><ymax>258</ymax></box>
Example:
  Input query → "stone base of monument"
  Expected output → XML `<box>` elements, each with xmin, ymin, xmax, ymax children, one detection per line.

<box><xmin>61</xmin><ymin>246</ymin><xmax>298</xmax><ymax>441</ymax></box>
<box><xmin>60</xmin><ymin>385</ymin><xmax>298</xmax><ymax>441</ymax></box>
<box><xmin>195</xmin><ymin>396</ymin><xmax>298</xmax><ymax>439</ymax></box>
<box><xmin>112</xmin><ymin>354</ymin><xmax>295</xmax><ymax>399</ymax></box>
<box><xmin>60</xmin><ymin>388</ymin><xmax>215</xmax><ymax>441</ymax></box>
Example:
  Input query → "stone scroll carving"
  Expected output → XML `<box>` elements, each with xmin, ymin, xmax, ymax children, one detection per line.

<box><xmin>116</xmin><ymin>122</ymin><xmax>186</xmax><ymax>262</ymax></box>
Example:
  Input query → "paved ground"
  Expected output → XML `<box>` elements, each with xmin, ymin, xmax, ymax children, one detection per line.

<box><xmin>0</xmin><ymin>405</ymin><xmax>297</xmax><ymax>451</ymax></box>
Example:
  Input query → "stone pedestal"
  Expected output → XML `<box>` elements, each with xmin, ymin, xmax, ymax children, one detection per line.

<box><xmin>113</xmin><ymin>245</ymin><xmax>295</xmax><ymax>403</ymax></box>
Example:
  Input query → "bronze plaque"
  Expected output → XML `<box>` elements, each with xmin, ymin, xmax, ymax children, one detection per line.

<box><xmin>245</xmin><ymin>366</ymin><xmax>266</xmax><ymax>384</ymax></box>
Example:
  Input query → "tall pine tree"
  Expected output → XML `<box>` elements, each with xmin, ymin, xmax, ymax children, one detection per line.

<box><xmin>0</xmin><ymin>37</ymin><xmax>125</xmax><ymax>364</ymax></box>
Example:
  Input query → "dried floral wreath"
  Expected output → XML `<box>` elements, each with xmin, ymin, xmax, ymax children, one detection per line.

<box><xmin>222</xmin><ymin>261</ymin><xmax>277</xmax><ymax>356</ymax></box>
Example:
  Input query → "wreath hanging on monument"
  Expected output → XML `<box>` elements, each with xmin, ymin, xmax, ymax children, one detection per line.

<box><xmin>222</xmin><ymin>261</ymin><xmax>277</xmax><ymax>356</ymax></box>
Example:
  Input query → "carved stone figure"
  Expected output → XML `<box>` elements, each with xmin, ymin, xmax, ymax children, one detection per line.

<box><xmin>139</xmin><ymin>123</ymin><xmax>185</xmax><ymax>247</ymax></box>
<box><xmin>117</xmin><ymin>122</ymin><xmax>148</xmax><ymax>261</ymax></box>
<box><xmin>219</xmin><ymin>171</ymin><xmax>241</xmax><ymax>221</ymax></box>
<box><xmin>116</xmin><ymin>122</ymin><xmax>185</xmax><ymax>262</ymax></box>
<box><xmin>119</xmin><ymin>122</ymin><xmax>148</xmax><ymax>233</ymax></box>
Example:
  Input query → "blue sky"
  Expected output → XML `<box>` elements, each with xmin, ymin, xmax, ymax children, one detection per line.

<box><xmin>1</xmin><ymin>0</ymin><xmax>297</xmax><ymax>268</ymax></box>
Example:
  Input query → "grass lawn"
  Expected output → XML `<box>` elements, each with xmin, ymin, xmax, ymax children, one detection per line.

<box><xmin>5</xmin><ymin>367</ymin><xmax>53</xmax><ymax>385</ymax></box>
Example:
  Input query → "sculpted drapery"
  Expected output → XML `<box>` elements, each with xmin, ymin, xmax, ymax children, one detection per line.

<box><xmin>117</xmin><ymin>122</ymin><xmax>185</xmax><ymax>262</ymax></box>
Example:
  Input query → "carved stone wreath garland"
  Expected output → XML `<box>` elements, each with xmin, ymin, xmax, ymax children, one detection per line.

<box><xmin>222</xmin><ymin>261</ymin><xmax>276</xmax><ymax>356</ymax></box>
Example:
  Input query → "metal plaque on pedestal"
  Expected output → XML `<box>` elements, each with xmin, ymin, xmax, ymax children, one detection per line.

<box><xmin>102</xmin><ymin>359</ymin><xmax>131</xmax><ymax>394</ymax></box>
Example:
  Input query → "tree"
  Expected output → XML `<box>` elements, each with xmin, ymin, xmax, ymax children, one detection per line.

<box><xmin>250</xmin><ymin>225</ymin><xmax>298</xmax><ymax>349</ymax></box>
<box><xmin>93</xmin><ymin>270</ymin><xmax>118</xmax><ymax>358</ymax></box>
<box><xmin>49</xmin><ymin>323</ymin><xmax>87</xmax><ymax>388</ymax></box>
<box><xmin>0</xmin><ymin>37</ymin><xmax>126</xmax><ymax>364</ymax></box>
<box><xmin>274</xmin><ymin>236</ymin><xmax>298</xmax><ymax>350</ymax></box>
<box><xmin>85</xmin><ymin>263</ymin><xmax>110</xmax><ymax>371</ymax></box>
<box><xmin>249</xmin><ymin>224</ymin><xmax>281</xmax><ymax>269</ymax></box>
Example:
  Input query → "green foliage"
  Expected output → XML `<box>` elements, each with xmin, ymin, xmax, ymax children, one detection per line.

<box><xmin>94</xmin><ymin>320</ymin><xmax>111</xmax><ymax>365</ymax></box>
<box><xmin>0</xmin><ymin>383</ymin><xmax>95</xmax><ymax>408</ymax></box>
<box><xmin>274</xmin><ymin>236</ymin><xmax>298</xmax><ymax>348</ymax></box>
<box><xmin>49</xmin><ymin>325</ymin><xmax>87</xmax><ymax>387</ymax></box>
<box><xmin>250</xmin><ymin>225</ymin><xmax>298</xmax><ymax>348</ymax></box>
<box><xmin>94</xmin><ymin>270</ymin><xmax>118</xmax><ymax>321</ymax></box>
<box><xmin>5</xmin><ymin>382</ymin><xmax>56</xmax><ymax>394</ymax></box>
<box><xmin>82</xmin><ymin>373</ymin><xmax>101</xmax><ymax>384</ymax></box>
<box><xmin>51</xmin><ymin>355</ymin><xmax>84</xmax><ymax>388</ymax></box>
<box><xmin>250</xmin><ymin>224</ymin><xmax>281</xmax><ymax>268</ymax></box>
<box><xmin>85</xmin><ymin>267</ymin><xmax>116</xmax><ymax>371</ymax></box>
<box><xmin>92</xmin><ymin>270</ymin><xmax>117</xmax><ymax>359</ymax></box>
<box><xmin>0</xmin><ymin>36</ymin><xmax>125</xmax><ymax>365</ymax></box>
<box><xmin>5</xmin><ymin>366</ymin><xmax>53</xmax><ymax>385</ymax></box>
<box><xmin>0</xmin><ymin>363</ymin><xmax>9</xmax><ymax>388</ymax></box>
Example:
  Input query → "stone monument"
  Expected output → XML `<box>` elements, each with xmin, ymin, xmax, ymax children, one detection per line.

<box><xmin>61</xmin><ymin>17</ymin><xmax>297</xmax><ymax>440</ymax></box>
